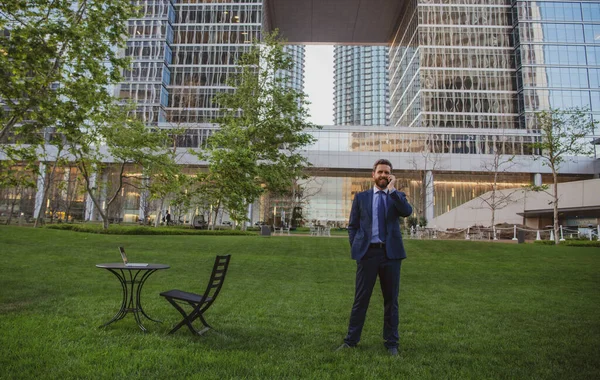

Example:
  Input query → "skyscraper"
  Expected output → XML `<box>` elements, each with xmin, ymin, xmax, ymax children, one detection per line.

<box><xmin>121</xmin><ymin>0</ymin><xmax>262</xmax><ymax>128</ymax></box>
<box><xmin>390</xmin><ymin>0</ymin><xmax>599</xmax><ymax>144</ymax></box>
<box><xmin>513</xmin><ymin>1</ymin><xmax>600</xmax><ymax>131</ymax></box>
<box><xmin>119</xmin><ymin>1</ymin><xmax>304</xmax><ymax>149</ymax></box>
<box><xmin>2</xmin><ymin>0</ymin><xmax>597</xmax><ymax>227</ymax></box>
<box><xmin>278</xmin><ymin>45</ymin><xmax>306</xmax><ymax>93</ymax></box>
<box><xmin>333</xmin><ymin>45</ymin><xmax>389</xmax><ymax>125</ymax></box>
<box><xmin>375</xmin><ymin>0</ymin><xmax>599</xmax><ymax>222</ymax></box>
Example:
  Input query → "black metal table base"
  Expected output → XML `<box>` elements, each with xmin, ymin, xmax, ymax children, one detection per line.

<box><xmin>97</xmin><ymin>264</ymin><xmax>169</xmax><ymax>332</ymax></box>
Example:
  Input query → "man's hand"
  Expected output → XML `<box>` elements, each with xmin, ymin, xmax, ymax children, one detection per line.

<box><xmin>387</xmin><ymin>174</ymin><xmax>396</xmax><ymax>191</ymax></box>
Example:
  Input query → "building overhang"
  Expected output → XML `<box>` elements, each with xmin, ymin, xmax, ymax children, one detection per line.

<box><xmin>262</xmin><ymin>0</ymin><xmax>406</xmax><ymax>44</ymax></box>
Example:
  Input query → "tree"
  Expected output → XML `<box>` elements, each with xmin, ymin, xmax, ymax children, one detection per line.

<box><xmin>139</xmin><ymin>133</ymin><xmax>186</xmax><ymax>227</ymax></box>
<box><xmin>56</xmin><ymin>166</ymin><xmax>84</xmax><ymax>222</ymax></box>
<box><xmin>407</xmin><ymin>135</ymin><xmax>443</xmax><ymax>223</ymax></box>
<box><xmin>65</xmin><ymin>103</ymin><xmax>176</xmax><ymax>230</ymax></box>
<box><xmin>530</xmin><ymin>107</ymin><xmax>598</xmax><ymax>245</ymax></box>
<box><xmin>0</xmin><ymin>0</ymin><xmax>135</xmax><ymax>143</ymax></box>
<box><xmin>31</xmin><ymin>138</ymin><xmax>71</xmax><ymax>227</ymax></box>
<box><xmin>479</xmin><ymin>144</ymin><xmax>519</xmax><ymax>229</ymax></box>
<box><xmin>201</xmin><ymin>30</ymin><xmax>317</xmax><ymax>226</ymax></box>
<box><xmin>284</xmin><ymin>174</ymin><xmax>324</xmax><ymax>228</ymax></box>
<box><xmin>0</xmin><ymin>155</ymin><xmax>36</xmax><ymax>224</ymax></box>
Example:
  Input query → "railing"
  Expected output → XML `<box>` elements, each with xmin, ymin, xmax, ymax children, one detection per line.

<box><xmin>406</xmin><ymin>224</ymin><xmax>600</xmax><ymax>242</ymax></box>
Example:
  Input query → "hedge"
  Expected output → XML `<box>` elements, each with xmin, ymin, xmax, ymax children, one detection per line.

<box><xmin>533</xmin><ymin>239</ymin><xmax>600</xmax><ymax>247</ymax></box>
<box><xmin>45</xmin><ymin>224</ymin><xmax>256</xmax><ymax>236</ymax></box>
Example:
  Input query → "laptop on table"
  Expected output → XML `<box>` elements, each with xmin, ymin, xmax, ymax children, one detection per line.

<box><xmin>118</xmin><ymin>247</ymin><xmax>148</xmax><ymax>267</ymax></box>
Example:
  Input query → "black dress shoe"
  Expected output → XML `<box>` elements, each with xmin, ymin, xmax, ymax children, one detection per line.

<box><xmin>387</xmin><ymin>347</ymin><xmax>398</xmax><ymax>356</ymax></box>
<box><xmin>335</xmin><ymin>343</ymin><xmax>355</xmax><ymax>352</ymax></box>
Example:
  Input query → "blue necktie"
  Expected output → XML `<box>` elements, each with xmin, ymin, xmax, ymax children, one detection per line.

<box><xmin>378</xmin><ymin>190</ymin><xmax>386</xmax><ymax>242</ymax></box>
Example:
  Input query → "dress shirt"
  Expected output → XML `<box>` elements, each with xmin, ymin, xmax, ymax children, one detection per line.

<box><xmin>371</xmin><ymin>186</ymin><xmax>388</xmax><ymax>244</ymax></box>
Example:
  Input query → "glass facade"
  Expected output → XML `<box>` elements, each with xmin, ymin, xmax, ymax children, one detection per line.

<box><xmin>277</xmin><ymin>45</ymin><xmax>306</xmax><ymax>93</ymax></box>
<box><xmin>307</xmin><ymin>128</ymin><xmax>536</xmax><ymax>155</ymax></box>
<box><xmin>333</xmin><ymin>46</ymin><xmax>390</xmax><ymax>125</ymax></box>
<box><xmin>289</xmin><ymin>170</ymin><xmax>588</xmax><ymax>224</ymax></box>
<box><xmin>294</xmin><ymin>173</ymin><xmax>534</xmax><ymax>224</ymax></box>
<box><xmin>121</xmin><ymin>0</ymin><xmax>176</xmax><ymax>124</ymax></box>
<box><xmin>119</xmin><ymin>0</ymin><xmax>265</xmax><ymax>126</ymax></box>
<box><xmin>390</xmin><ymin>0</ymin><xmax>600</xmax><ymax>132</ymax></box>
<box><xmin>120</xmin><ymin>1</ymin><xmax>305</xmax><ymax>127</ymax></box>
<box><xmin>391</xmin><ymin>0</ymin><xmax>519</xmax><ymax>130</ymax></box>
<box><xmin>168</xmin><ymin>0</ymin><xmax>262</xmax><ymax>124</ymax></box>
<box><xmin>514</xmin><ymin>0</ymin><xmax>600</xmax><ymax>132</ymax></box>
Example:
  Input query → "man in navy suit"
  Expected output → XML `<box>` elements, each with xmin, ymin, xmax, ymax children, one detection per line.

<box><xmin>337</xmin><ymin>159</ymin><xmax>412</xmax><ymax>356</ymax></box>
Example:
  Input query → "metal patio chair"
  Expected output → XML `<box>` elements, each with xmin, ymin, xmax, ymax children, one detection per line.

<box><xmin>160</xmin><ymin>255</ymin><xmax>231</xmax><ymax>336</ymax></box>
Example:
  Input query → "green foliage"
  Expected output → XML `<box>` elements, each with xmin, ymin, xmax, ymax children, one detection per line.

<box><xmin>0</xmin><ymin>0</ymin><xmax>136</xmax><ymax>143</ymax></box>
<box><xmin>407</xmin><ymin>215</ymin><xmax>418</xmax><ymax>228</ymax></box>
<box><xmin>44</xmin><ymin>223</ymin><xmax>255</xmax><ymax>236</ymax></box>
<box><xmin>0</xmin><ymin>148</ymin><xmax>37</xmax><ymax>190</ymax></box>
<box><xmin>533</xmin><ymin>239</ymin><xmax>600</xmax><ymax>247</ymax></box>
<box><xmin>533</xmin><ymin>240</ymin><xmax>557</xmax><ymax>245</ymax></box>
<box><xmin>529</xmin><ymin>107</ymin><xmax>598</xmax><ymax>245</ymax></box>
<box><xmin>418</xmin><ymin>216</ymin><xmax>428</xmax><ymax>227</ymax></box>
<box><xmin>531</xmin><ymin>107</ymin><xmax>597</xmax><ymax>170</ymax></box>
<box><xmin>64</xmin><ymin>103</ymin><xmax>179</xmax><ymax>229</ymax></box>
<box><xmin>201</xmin><ymin>30</ymin><xmax>318</xmax><ymax>225</ymax></box>
<box><xmin>563</xmin><ymin>240</ymin><xmax>600</xmax><ymax>247</ymax></box>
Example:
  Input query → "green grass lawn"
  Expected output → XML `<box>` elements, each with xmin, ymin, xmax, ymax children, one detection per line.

<box><xmin>0</xmin><ymin>226</ymin><xmax>598</xmax><ymax>379</ymax></box>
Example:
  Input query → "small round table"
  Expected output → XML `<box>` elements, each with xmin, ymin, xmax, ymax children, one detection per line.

<box><xmin>96</xmin><ymin>263</ymin><xmax>170</xmax><ymax>332</ymax></box>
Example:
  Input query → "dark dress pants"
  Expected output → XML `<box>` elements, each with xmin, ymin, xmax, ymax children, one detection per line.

<box><xmin>344</xmin><ymin>246</ymin><xmax>401</xmax><ymax>348</ymax></box>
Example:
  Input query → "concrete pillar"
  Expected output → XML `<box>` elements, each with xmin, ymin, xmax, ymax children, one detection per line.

<box><xmin>534</xmin><ymin>173</ymin><xmax>542</xmax><ymax>187</ymax></box>
<box><xmin>85</xmin><ymin>171</ymin><xmax>97</xmax><ymax>221</ymax></box>
<box><xmin>33</xmin><ymin>163</ymin><xmax>46</xmax><ymax>218</ymax></box>
<box><xmin>424</xmin><ymin>170</ymin><xmax>434</xmax><ymax>223</ymax></box>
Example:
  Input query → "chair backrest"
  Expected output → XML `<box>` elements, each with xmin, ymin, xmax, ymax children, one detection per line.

<box><xmin>199</xmin><ymin>255</ymin><xmax>231</xmax><ymax>311</ymax></box>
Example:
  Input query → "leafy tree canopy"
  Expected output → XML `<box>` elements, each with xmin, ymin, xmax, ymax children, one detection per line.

<box><xmin>0</xmin><ymin>0</ymin><xmax>136</xmax><ymax>143</ymax></box>
<box><xmin>201</xmin><ymin>30</ymin><xmax>318</xmax><ymax>224</ymax></box>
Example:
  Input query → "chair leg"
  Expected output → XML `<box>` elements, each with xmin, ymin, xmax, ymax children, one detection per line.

<box><xmin>165</xmin><ymin>297</ymin><xmax>201</xmax><ymax>335</ymax></box>
<box><xmin>199</xmin><ymin>315</ymin><xmax>212</xmax><ymax>330</ymax></box>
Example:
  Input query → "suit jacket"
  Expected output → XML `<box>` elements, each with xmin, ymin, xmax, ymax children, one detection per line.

<box><xmin>348</xmin><ymin>189</ymin><xmax>413</xmax><ymax>261</ymax></box>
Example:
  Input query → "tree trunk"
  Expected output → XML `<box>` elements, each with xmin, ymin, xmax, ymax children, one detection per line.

<box><xmin>490</xmin><ymin>161</ymin><xmax>498</xmax><ymax>228</ymax></box>
<box><xmin>155</xmin><ymin>198</ymin><xmax>165</xmax><ymax>227</ymax></box>
<box><xmin>552</xmin><ymin>171</ymin><xmax>559</xmax><ymax>245</ymax></box>
<box><xmin>211</xmin><ymin>201</ymin><xmax>221</xmax><ymax>230</ymax></box>
<box><xmin>34</xmin><ymin>154</ymin><xmax>62</xmax><ymax>228</ymax></box>
<box><xmin>6</xmin><ymin>197</ymin><xmax>17</xmax><ymax>225</ymax></box>
<box><xmin>102</xmin><ymin>212</ymin><xmax>109</xmax><ymax>230</ymax></box>
<box><xmin>490</xmin><ymin>191</ymin><xmax>496</xmax><ymax>228</ymax></box>
<box><xmin>288</xmin><ymin>181</ymin><xmax>297</xmax><ymax>229</ymax></box>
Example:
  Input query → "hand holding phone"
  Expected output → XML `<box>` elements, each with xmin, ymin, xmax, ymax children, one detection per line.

<box><xmin>387</xmin><ymin>174</ymin><xmax>396</xmax><ymax>191</ymax></box>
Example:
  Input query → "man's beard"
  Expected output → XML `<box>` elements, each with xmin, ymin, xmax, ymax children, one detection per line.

<box><xmin>376</xmin><ymin>177</ymin><xmax>388</xmax><ymax>188</ymax></box>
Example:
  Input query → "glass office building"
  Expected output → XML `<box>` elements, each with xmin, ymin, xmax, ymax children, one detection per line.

<box><xmin>333</xmin><ymin>46</ymin><xmax>390</xmax><ymax>125</ymax></box>
<box><xmin>120</xmin><ymin>0</ymin><xmax>262</xmax><ymax>126</ymax></box>
<box><xmin>390</xmin><ymin>0</ymin><xmax>599</xmax><ymax>134</ymax></box>
<box><xmin>277</xmin><ymin>45</ymin><xmax>306</xmax><ymax>92</ymax></box>
<box><xmin>3</xmin><ymin>0</ymin><xmax>598</xmax><ymax>226</ymax></box>
<box><xmin>391</xmin><ymin>0</ymin><xmax>518</xmax><ymax>130</ymax></box>
<box><xmin>514</xmin><ymin>1</ymin><xmax>600</xmax><ymax>131</ymax></box>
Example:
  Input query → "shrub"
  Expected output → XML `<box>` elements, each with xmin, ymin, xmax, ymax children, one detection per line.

<box><xmin>45</xmin><ymin>224</ymin><xmax>255</xmax><ymax>236</ymax></box>
<box><xmin>533</xmin><ymin>239</ymin><xmax>600</xmax><ymax>247</ymax></box>
<box><xmin>562</xmin><ymin>240</ymin><xmax>600</xmax><ymax>248</ymax></box>
<box><xmin>533</xmin><ymin>240</ymin><xmax>556</xmax><ymax>245</ymax></box>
